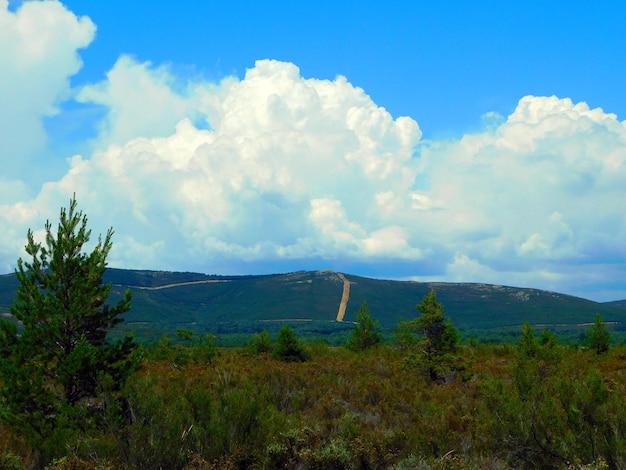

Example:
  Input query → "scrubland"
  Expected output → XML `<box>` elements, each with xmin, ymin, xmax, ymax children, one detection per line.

<box><xmin>2</xmin><ymin>337</ymin><xmax>625</xmax><ymax>470</ymax></box>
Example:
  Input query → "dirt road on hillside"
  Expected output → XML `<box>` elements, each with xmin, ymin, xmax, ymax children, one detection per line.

<box><xmin>120</xmin><ymin>280</ymin><xmax>231</xmax><ymax>291</ymax></box>
<box><xmin>336</xmin><ymin>273</ymin><xmax>350</xmax><ymax>322</ymax></box>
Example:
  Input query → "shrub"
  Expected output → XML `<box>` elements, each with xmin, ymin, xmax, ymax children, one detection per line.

<box><xmin>273</xmin><ymin>326</ymin><xmax>308</xmax><ymax>362</ymax></box>
<box><xmin>0</xmin><ymin>451</ymin><xmax>23</xmax><ymax>470</ymax></box>
<box><xmin>245</xmin><ymin>330</ymin><xmax>273</xmax><ymax>355</ymax></box>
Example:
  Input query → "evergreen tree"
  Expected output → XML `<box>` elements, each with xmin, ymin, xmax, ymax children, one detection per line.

<box><xmin>400</xmin><ymin>290</ymin><xmax>460</xmax><ymax>382</ymax></box>
<box><xmin>518</xmin><ymin>322</ymin><xmax>560</xmax><ymax>360</ymax></box>
<box><xmin>273</xmin><ymin>325</ymin><xmax>308</xmax><ymax>362</ymax></box>
<box><xmin>0</xmin><ymin>196</ymin><xmax>135</xmax><ymax>457</ymax></box>
<box><xmin>345</xmin><ymin>301</ymin><xmax>381</xmax><ymax>351</ymax></box>
<box><xmin>517</xmin><ymin>322</ymin><xmax>540</xmax><ymax>358</ymax></box>
<box><xmin>515</xmin><ymin>323</ymin><xmax>561</xmax><ymax>400</ymax></box>
<box><xmin>246</xmin><ymin>330</ymin><xmax>274</xmax><ymax>355</ymax></box>
<box><xmin>586</xmin><ymin>314</ymin><xmax>611</xmax><ymax>354</ymax></box>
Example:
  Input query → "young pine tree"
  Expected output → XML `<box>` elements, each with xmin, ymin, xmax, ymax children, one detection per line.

<box><xmin>586</xmin><ymin>314</ymin><xmax>611</xmax><ymax>354</ymax></box>
<box><xmin>345</xmin><ymin>301</ymin><xmax>382</xmax><ymax>351</ymax></box>
<box><xmin>246</xmin><ymin>330</ymin><xmax>274</xmax><ymax>355</ymax></box>
<box><xmin>273</xmin><ymin>325</ymin><xmax>308</xmax><ymax>362</ymax></box>
<box><xmin>0</xmin><ymin>196</ymin><xmax>135</xmax><ymax>455</ymax></box>
<box><xmin>400</xmin><ymin>290</ymin><xmax>460</xmax><ymax>382</ymax></box>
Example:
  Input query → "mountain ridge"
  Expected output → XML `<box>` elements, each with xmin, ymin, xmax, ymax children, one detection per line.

<box><xmin>1</xmin><ymin>268</ymin><xmax>625</xmax><ymax>342</ymax></box>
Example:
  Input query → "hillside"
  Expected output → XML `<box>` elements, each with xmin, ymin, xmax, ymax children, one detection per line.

<box><xmin>606</xmin><ymin>299</ymin><xmax>626</xmax><ymax>310</ymax></box>
<box><xmin>1</xmin><ymin>268</ymin><xmax>625</xmax><ymax>342</ymax></box>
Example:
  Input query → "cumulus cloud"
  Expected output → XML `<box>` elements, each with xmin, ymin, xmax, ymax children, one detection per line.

<box><xmin>411</xmin><ymin>96</ymin><xmax>626</xmax><ymax>298</ymax></box>
<box><xmin>28</xmin><ymin>60</ymin><xmax>422</xmax><ymax>272</ymax></box>
<box><xmin>0</xmin><ymin>0</ymin><xmax>95</xmax><ymax>187</ymax></box>
<box><xmin>76</xmin><ymin>55</ymin><xmax>197</xmax><ymax>146</ymax></box>
<box><xmin>1</xmin><ymin>6</ymin><xmax>625</xmax><ymax>301</ymax></box>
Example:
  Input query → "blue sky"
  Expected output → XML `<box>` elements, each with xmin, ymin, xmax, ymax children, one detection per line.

<box><xmin>50</xmin><ymin>1</ymin><xmax>626</xmax><ymax>137</ymax></box>
<box><xmin>1</xmin><ymin>0</ymin><xmax>626</xmax><ymax>302</ymax></box>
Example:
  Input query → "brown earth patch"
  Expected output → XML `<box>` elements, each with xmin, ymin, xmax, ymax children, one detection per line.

<box><xmin>336</xmin><ymin>273</ymin><xmax>350</xmax><ymax>322</ymax></box>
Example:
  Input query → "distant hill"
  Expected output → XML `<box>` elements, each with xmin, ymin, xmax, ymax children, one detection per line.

<box><xmin>1</xmin><ymin>268</ymin><xmax>625</xmax><ymax>342</ymax></box>
<box><xmin>605</xmin><ymin>299</ymin><xmax>626</xmax><ymax>310</ymax></box>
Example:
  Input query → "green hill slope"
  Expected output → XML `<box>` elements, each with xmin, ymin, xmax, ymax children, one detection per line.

<box><xmin>1</xmin><ymin>268</ymin><xmax>625</xmax><ymax>341</ymax></box>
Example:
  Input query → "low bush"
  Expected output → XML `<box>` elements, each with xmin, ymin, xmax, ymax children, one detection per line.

<box><xmin>1</xmin><ymin>338</ymin><xmax>625</xmax><ymax>468</ymax></box>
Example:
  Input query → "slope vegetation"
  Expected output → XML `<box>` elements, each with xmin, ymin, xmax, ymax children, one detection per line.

<box><xmin>1</xmin><ymin>268</ymin><xmax>624</xmax><ymax>341</ymax></box>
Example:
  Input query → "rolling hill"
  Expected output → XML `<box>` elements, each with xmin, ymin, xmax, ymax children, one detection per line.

<box><xmin>1</xmin><ymin>268</ymin><xmax>625</xmax><ymax>342</ymax></box>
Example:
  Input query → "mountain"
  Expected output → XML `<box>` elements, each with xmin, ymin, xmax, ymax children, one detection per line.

<box><xmin>605</xmin><ymin>300</ymin><xmax>626</xmax><ymax>310</ymax></box>
<box><xmin>1</xmin><ymin>268</ymin><xmax>625</xmax><ymax>342</ymax></box>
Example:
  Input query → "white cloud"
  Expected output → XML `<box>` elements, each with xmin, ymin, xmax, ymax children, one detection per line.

<box><xmin>1</xmin><ymin>7</ymin><xmax>626</xmax><ymax>302</ymax></box>
<box><xmin>413</xmin><ymin>95</ymin><xmax>626</xmax><ymax>298</ymax></box>
<box><xmin>76</xmin><ymin>55</ymin><xmax>195</xmax><ymax>146</ymax></box>
<box><xmin>0</xmin><ymin>0</ymin><xmax>95</xmax><ymax>183</ymax></box>
<box><xmin>2</xmin><ymin>59</ymin><xmax>423</xmax><ymax>274</ymax></box>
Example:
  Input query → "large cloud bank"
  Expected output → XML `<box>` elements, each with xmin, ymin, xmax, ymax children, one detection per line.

<box><xmin>1</xmin><ymin>1</ymin><xmax>625</xmax><ymax>301</ymax></box>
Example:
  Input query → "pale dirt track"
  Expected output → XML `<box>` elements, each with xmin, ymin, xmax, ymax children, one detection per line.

<box><xmin>121</xmin><ymin>274</ymin><xmax>351</xmax><ymax>323</ymax></box>
<box><xmin>120</xmin><ymin>280</ymin><xmax>231</xmax><ymax>291</ymax></box>
<box><xmin>336</xmin><ymin>273</ymin><xmax>350</xmax><ymax>322</ymax></box>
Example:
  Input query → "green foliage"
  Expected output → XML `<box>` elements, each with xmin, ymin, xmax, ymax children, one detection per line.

<box><xmin>0</xmin><ymin>451</ymin><xmax>23</xmax><ymax>470</ymax></box>
<box><xmin>518</xmin><ymin>323</ymin><xmax>561</xmax><ymax>360</ymax></box>
<box><xmin>273</xmin><ymin>325</ymin><xmax>309</xmax><ymax>362</ymax></box>
<box><xmin>176</xmin><ymin>328</ymin><xmax>194</xmax><ymax>341</ymax></box>
<box><xmin>393</xmin><ymin>317</ymin><xmax>419</xmax><ymax>350</ymax></box>
<box><xmin>482</xmin><ymin>359</ymin><xmax>624</xmax><ymax>468</ymax></box>
<box><xmin>587</xmin><ymin>314</ymin><xmax>611</xmax><ymax>354</ymax></box>
<box><xmin>0</xmin><ymin>197</ymin><xmax>135</xmax><ymax>465</ymax></box>
<box><xmin>120</xmin><ymin>359</ymin><xmax>291</xmax><ymax>469</ymax></box>
<box><xmin>514</xmin><ymin>324</ymin><xmax>562</xmax><ymax>403</ymax></box>
<box><xmin>142</xmin><ymin>331</ymin><xmax>217</xmax><ymax>367</ymax></box>
<box><xmin>142</xmin><ymin>335</ymin><xmax>175</xmax><ymax>362</ymax></box>
<box><xmin>400</xmin><ymin>290</ymin><xmax>461</xmax><ymax>382</ymax></box>
<box><xmin>191</xmin><ymin>333</ymin><xmax>217</xmax><ymax>364</ymax></box>
<box><xmin>245</xmin><ymin>330</ymin><xmax>273</xmax><ymax>355</ymax></box>
<box><xmin>2</xmin><ymin>340</ymin><xmax>626</xmax><ymax>468</ymax></box>
<box><xmin>517</xmin><ymin>322</ymin><xmax>539</xmax><ymax>357</ymax></box>
<box><xmin>266</xmin><ymin>428</ymin><xmax>355</xmax><ymax>469</ymax></box>
<box><xmin>345</xmin><ymin>301</ymin><xmax>382</xmax><ymax>352</ymax></box>
<box><xmin>177</xmin><ymin>331</ymin><xmax>217</xmax><ymax>366</ymax></box>
<box><xmin>477</xmin><ymin>323</ymin><xmax>626</xmax><ymax>468</ymax></box>
<box><xmin>5</xmin><ymin>267</ymin><xmax>623</xmax><ymax>344</ymax></box>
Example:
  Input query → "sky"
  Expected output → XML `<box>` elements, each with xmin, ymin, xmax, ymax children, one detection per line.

<box><xmin>1</xmin><ymin>1</ymin><xmax>626</xmax><ymax>302</ymax></box>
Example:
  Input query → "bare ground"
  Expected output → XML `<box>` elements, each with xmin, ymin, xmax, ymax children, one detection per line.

<box><xmin>335</xmin><ymin>273</ymin><xmax>350</xmax><ymax>322</ymax></box>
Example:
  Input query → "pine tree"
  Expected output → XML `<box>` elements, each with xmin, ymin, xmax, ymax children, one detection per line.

<box><xmin>345</xmin><ymin>301</ymin><xmax>381</xmax><ymax>351</ymax></box>
<box><xmin>400</xmin><ymin>290</ymin><xmax>460</xmax><ymax>382</ymax></box>
<box><xmin>273</xmin><ymin>325</ymin><xmax>308</xmax><ymax>362</ymax></box>
<box><xmin>586</xmin><ymin>313</ymin><xmax>611</xmax><ymax>354</ymax></box>
<box><xmin>0</xmin><ymin>196</ymin><xmax>135</xmax><ymax>455</ymax></box>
